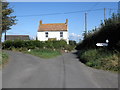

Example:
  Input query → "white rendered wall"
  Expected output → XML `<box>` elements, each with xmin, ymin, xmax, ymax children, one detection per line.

<box><xmin>37</xmin><ymin>31</ymin><xmax>69</xmax><ymax>44</ymax></box>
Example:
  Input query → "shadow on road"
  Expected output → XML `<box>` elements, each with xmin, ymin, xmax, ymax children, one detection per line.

<box><xmin>71</xmin><ymin>50</ymin><xmax>87</xmax><ymax>64</ymax></box>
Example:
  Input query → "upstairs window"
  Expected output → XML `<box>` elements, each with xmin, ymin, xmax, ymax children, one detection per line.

<box><xmin>60</xmin><ymin>32</ymin><xmax>63</xmax><ymax>37</ymax></box>
<box><xmin>45</xmin><ymin>32</ymin><xmax>48</xmax><ymax>37</ymax></box>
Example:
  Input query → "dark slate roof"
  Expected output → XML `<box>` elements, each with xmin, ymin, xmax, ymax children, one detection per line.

<box><xmin>6</xmin><ymin>35</ymin><xmax>30</xmax><ymax>40</ymax></box>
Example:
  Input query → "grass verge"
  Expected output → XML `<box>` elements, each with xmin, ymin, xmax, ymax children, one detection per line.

<box><xmin>78</xmin><ymin>48</ymin><xmax>119</xmax><ymax>72</ymax></box>
<box><xmin>0</xmin><ymin>51</ymin><xmax>8</xmax><ymax>67</ymax></box>
<box><xmin>25</xmin><ymin>49</ymin><xmax>61</xmax><ymax>59</ymax></box>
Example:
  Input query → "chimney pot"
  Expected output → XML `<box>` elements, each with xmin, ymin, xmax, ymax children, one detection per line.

<box><xmin>40</xmin><ymin>20</ymin><xmax>42</xmax><ymax>25</ymax></box>
<box><xmin>66</xmin><ymin>19</ymin><xmax>68</xmax><ymax>24</ymax></box>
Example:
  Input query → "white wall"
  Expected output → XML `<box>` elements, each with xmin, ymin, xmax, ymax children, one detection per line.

<box><xmin>37</xmin><ymin>31</ymin><xmax>69</xmax><ymax>44</ymax></box>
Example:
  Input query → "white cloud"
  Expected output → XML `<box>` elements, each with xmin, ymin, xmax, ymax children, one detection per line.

<box><xmin>77</xmin><ymin>35</ymin><xmax>81</xmax><ymax>37</ymax></box>
<box><xmin>69</xmin><ymin>33</ymin><xmax>82</xmax><ymax>38</ymax></box>
<box><xmin>69</xmin><ymin>33</ymin><xmax>83</xmax><ymax>42</ymax></box>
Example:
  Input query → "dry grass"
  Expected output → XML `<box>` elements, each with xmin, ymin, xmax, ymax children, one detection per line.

<box><xmin>79</xmin><ymin>48</ymin><xmax>119</xmax><ymax>72</ymax></box>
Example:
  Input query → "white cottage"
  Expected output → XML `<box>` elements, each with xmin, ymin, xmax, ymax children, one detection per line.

<box><xmin>37</xmin><ymin>19</ymin><xmax>69</xmax><ymax>44</ymax></box>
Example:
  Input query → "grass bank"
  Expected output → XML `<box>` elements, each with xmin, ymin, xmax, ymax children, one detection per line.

<box><xmin>78</xmin><ymin>48</ymin><xmax>119</xmax><ymax>72</ymax></box>
<box><xmin>0</xmin><ymin>51</ymin><xmax>8</xmax><ymax>67</ymax></box>
<box><xmin>25</xmin><ymin>49</ymin><xmax>61</xmax><ymax>59</ymax></box>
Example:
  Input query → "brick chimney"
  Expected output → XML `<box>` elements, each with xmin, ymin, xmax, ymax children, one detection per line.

<box><xmin>40</xmin><ymin>20</ymin><xmax>42</xmax><ymax>25</ymax></box>
<box><xmin>65</xmin><ymin>19</ymin><xmax>68</xmax><ymax>24</ymax></box>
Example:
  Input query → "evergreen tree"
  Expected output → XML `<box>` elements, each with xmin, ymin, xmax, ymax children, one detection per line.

<box><xmin>0</xmin><ymin>1</ymin><xmax>16</xmax><ymax>42</ymax></box>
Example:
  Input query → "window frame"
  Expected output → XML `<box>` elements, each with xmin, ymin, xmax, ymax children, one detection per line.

<box><xmin>45</xmin><ymin>32</ymin><xmax>48</xmax><ymax>37</ymax></box>
<box><xmin>60</xmin><ymin>32</ymin><xmax>63</xmax><ymax>37</ymax></box>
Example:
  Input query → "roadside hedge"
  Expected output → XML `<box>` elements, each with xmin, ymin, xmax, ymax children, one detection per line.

<box><xmin>76</xmin><ymin>14</ymin><xmax>120</xmax><ymax>51</ymax></box>
<box><xmin>2</xmin><ymin>40</ymin><xmax>70</xmax><ymax>50</ymax></box>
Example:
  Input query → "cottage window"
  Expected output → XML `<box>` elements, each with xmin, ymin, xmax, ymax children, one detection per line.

<box><xmin>60</xmin><ymin>32</ymin><xmax>63</xmax><ymax>37</ymax></box>
<box><xmin>45</xmin><ymin>32</ymin><xmax>48</xmax><ymax>37</ymax></box>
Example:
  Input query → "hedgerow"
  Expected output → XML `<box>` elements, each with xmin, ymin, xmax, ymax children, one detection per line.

<box><xmin>2</xmin><ymin>40</ymin><xmax>74</xmax><ymax>51</ymax></box>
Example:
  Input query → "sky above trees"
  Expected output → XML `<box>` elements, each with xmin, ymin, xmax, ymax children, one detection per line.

<box><xmin>2</xmin><ymin>2</ymin><xmax>119</xmax><ymax>42</ymax></box>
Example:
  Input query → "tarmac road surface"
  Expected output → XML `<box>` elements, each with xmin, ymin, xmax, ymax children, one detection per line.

<box><xmin>2</xmin><ymin>51</ymin><xmax>118</xmax><ymax>88</ymax></box>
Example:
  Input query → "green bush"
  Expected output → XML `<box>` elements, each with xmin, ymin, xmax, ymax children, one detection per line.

<box><xmin>59</xmin><ymin>40</ymin><xmax>67</xmax><ymax>48</ymax></box>
<box><xmin>13</xmin><ymin>40</ymin><xmax>24</xmax><ymax>48</ymax></box>
<box><xmin>33</xmin><ymin>40</ymin><xmax>44</xmax><ymax>48</ymax></box>
<box><xmin>23</xmin><ymin>40</ymin><xmax>35</xmax><ymax>49</ymax></box>
<box><xmin>44</xmin><ymin>41</ymin><xmax>54</xmax><ymax>49</ymax></box>
<box><xmin>2</xmin><ymin>40</ymin><xmax>13</xmax><ymax>49</ymax></box>
<box><xmin>64</xmin><ymin>44</ymin><xmax>75</xmax><ymax>51</ymax></box>
<box><xmin>52</xmin><ymin>41</ymin><xmax>61</xmax><ymax>49</ymax></box>
<box><xmin>69</xmin><ymin>40</ymin><xmax>77</xmax><ymax>46</ymax></box>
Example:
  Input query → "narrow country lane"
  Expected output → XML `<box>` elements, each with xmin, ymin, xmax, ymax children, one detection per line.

<box><xmin>2</xmin><ymin>51</ymin><xmax>118</xmax><ymax>88</ymax></box>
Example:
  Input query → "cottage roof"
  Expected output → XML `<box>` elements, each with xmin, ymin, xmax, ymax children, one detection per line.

<box><xmin>38</xmin><ymin>19</ymin><xmax>68</xmax><ymax>32</ymax></box>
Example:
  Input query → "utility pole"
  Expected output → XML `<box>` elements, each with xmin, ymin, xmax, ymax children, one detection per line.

<box><xmin>95</xmin><ymin>26</ymin><xmax>97</xmax><ymax>31</ymax></box>
<box><xmin>118</xmin><ymin>1</ymin><xmax>120</xmax><ymax>14</ymax></box>
<box><xmin>85</xmin><ymin>12</ymin><xmax>87</xmax><ymax>38</ymax></box>
<box><xmin>104</xmin><ymin>8</ymin><xmax>106</xmax><ymax>21</ymax></box>
<box><xmin>4</xmin><ymin>30</ymin><xmax>6</xmax><ymax>41</ymax></box>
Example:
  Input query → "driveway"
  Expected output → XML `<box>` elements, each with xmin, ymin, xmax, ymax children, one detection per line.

<box><xmin>2</xmin><ymin>51</ymin><xmax>118</xmax><ymax>88</ymax></box>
